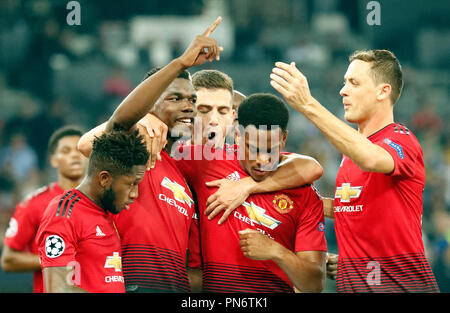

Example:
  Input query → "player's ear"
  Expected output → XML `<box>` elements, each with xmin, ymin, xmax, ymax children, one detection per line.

<box><xmin>49</xmin><ymin>154</ymin><xmax>59</xmax><ymax>168</ymax></box>
<box><xmin>281</xmin><ymin>130</ymin><xmax>288</xmax><ymax>149</ymax></box>
<box><xmin>377</xmin><ymin>83</ymin><xmax>391</xmax><ymax>101</ymax></box>
<box><xmin>98</xmin><ymin>171</ymin><xmax>113</xmax><ymax>189</ymax></box>
<box><xmin>234</xmin><ymin>124</ymin><xmax>243</xmax><ymax>146</ymax></box>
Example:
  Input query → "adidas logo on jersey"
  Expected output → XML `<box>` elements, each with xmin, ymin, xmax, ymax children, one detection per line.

<box><xmin>96</xmin><ymin>226</ymin><xmax>106</xmax><ymax>237</ymax></box>
<box><xmin>226</xmin><ymin>171</ymin><xmax>240</xmax><ymax>181</ymax></box>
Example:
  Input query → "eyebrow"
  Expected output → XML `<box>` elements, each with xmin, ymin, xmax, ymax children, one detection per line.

<box><xmin>247</xmin><ymin>143</ymin><xmax>281</xmax><ymax>150</ymax></box>
<box><xmin>344</xmin><ymin>75</ymin><xmax>359</xmax><ymax>81</ymax></box>
<box><xmin>197</xmin><ymin>103</ymin><xmax>231</xmax><ymax>109</ymax></box>
<box><xmin>58</xmin><ymin>144</ymin><xmax>73</xmax><ymax>149</ymax></box>
<box><xmin>166</xmin><ymin>92</ymin><xmax>196</xmax><ymax>98</ymax></box>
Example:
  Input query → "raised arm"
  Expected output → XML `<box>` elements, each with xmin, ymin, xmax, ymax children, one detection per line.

<box><xmin>270</xmin><ymin>62</ymin><xmax>394</xmax><ymax>173</ymax></box>
<box><xmin>77</xmin><ymin>122</ymin><xmax>108</xmax><ymax>158</ymax></box>
<box><xmin>105</xmin><ymin>17</ymin><xmax>224</xmax><ymax>133</ymax></box>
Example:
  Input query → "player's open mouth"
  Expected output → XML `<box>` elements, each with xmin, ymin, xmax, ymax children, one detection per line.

<box><xmin>206</xmin><ymin>131</ymin><xmax>220</xmax><ymax>146</ymax></box>
<box><xmin>205</xmin><ymin>126</ymin><xmax>222</xmax><ymax>141</ymax></box>
<box><xmin>176</xmin><ymin>117</ymin><xmax>194</xmax><ymax>125</ymax></box>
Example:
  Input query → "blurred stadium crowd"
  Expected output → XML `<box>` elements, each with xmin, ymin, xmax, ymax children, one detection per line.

<box><xmin>0</xmin><ymin>0</ymin><xmax>449</xmax><ymax>292</ymax></box>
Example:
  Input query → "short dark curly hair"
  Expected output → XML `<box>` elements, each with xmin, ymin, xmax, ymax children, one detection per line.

<box><xmin>47</xmin><ymin>125</ymin><xmax>84</xmax><ymax>155</ymax></box>
<box><xmin>88</xmin><ymin>130</ymin><xmax>149</xmax><ymax>177</ymax></box>
<box><xmin>238</xmin><ymin>93</ymin><xmax>289</xmax><ymax>132</ymax></box>
<box><xmin>143</xmin><ymin>67</ymin><xmax>191</xmax><ymax>82</ymax></box>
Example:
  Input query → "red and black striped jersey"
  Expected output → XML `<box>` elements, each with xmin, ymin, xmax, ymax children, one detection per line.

<box><xmin>334</xmin><ymin>123</ymin><xmax>439</xmax><ymax>292</ymax></box>
<box><xmin>4</xmin><ymin>182</ymin><xmax>63</xmax><ymax>293</ymax></box>
<box><xmin>36</xmin><ymin>189</ymin><xmax>125</xmax><ymax>293</ymax></box>
<box><xmin>113</xmin><ymin>150</ymin><xmax>195</xmax><ymax>292</ymax></box>
<box><xmin>175</xmin><ymin>145</ymin><xmax>327</xmax><ymax>292</ymax></box>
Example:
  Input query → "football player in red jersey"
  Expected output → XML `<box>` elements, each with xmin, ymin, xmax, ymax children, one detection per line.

<box><xmin>36</xmin><ymin>131</ymin><xmax>148</xmax><ymax>293</ymax></box>
<box><xmin>173</xmin><ymin>93</ymin><xmax>327</xmax><ymax>292</ymax></box>
<box><xmin>1</xmin><ymin>126</ymin><xmax>87</xmax><ymax>292</ymax></box>
<box><xmin>79</xmin><ymin>67</ymin><xmax>199</xmax><ymax>292</ymax></box>
<box><xmin>271</xmin><ymin>50</ymin><xmax>439</xmax><ymax>292</ymax></box>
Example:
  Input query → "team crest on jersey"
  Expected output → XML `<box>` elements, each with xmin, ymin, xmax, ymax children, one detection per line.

<box><xmin>272</xmin><ymin>194</ymin><xmax>294</xmax><ymax>214</ymax></box>
<box><xmin>335</xmin><ymin>183</ymin><xmax>362</xmax><ymax>203</ymax></box>
<box><xmin>104</xmin><ymin>252</ymin><xmax>122</xmax><ymax>272</ymax></box>
<box><xmin>161</xmin><ymin>177</ymin><xmax>194</xmax><ymax>207</ymax></box>
<box><xmin>243</xmin><ymin>201</ymin><xmax>281</xmax><ymax>230</ymax></box>
<box><xmin>45</xmin><ymin>235</ymin><xmax>65</xmax><ymax>258</ymax></box>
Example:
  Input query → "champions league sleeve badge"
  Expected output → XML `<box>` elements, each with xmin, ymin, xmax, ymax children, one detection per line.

<box><xmin>45</xmin><ymin>235</ymin><xmax>66</xmax><ymax>258</ymax></box>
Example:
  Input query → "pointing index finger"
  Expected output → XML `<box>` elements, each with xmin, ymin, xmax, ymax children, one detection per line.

<box><xmin>202</xmin><ymin>16</ymin><xmax>222</xmax><ymax>37</ymax></box>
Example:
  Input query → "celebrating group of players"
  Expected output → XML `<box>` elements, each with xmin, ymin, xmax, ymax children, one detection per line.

<box><xmin>1</xmin><ymin>17</ymin><xmax>440</xmax><ymax>293</ymax></box>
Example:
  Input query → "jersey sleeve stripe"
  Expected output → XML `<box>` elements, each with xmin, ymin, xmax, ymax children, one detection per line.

<box><xmin>61</xmin><ymin>193</ymin><xmax>78</xmax><ymax>217</ymax></box>
<box><xmin>67</xmin><ymin>196</ymin><xmax>81</xmax><ymax>218</ymax></box>
<box><xmin>56</xmin><ymin>191</ymin><xmax>73</xmax><ymax>216</ymax></box>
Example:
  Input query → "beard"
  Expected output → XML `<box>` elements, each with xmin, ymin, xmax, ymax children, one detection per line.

<box><xmin>99</xmin><ymin>186</ymin><xmax>119</xmax><ymax>214</ymax></box>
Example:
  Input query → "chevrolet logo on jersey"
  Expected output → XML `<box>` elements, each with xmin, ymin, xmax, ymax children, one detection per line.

<box><xmin>335</xmin><ymin>183</ymin><xmax>362</xmax><ymax>203</ymax></box>
<box><xmin>161</xmin><ymin>177</ymin><xmax>194</xmax><ymax>208</ymax></box>
<box><xmin>104</xmin><ymin>252</ymin><xmax>122</xmax><ymax>272</ymax></box>
<box><xmin>243</xmin><ymin>201</ymin><xmax>281</xmax><ymax>230</ymax></box>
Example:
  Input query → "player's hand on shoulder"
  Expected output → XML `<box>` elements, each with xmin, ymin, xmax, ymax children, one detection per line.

<box><xmin>177</xmin><ymin>16</ymin><xmax>224</xmax><ymax>68</ymax></box>
<box><xmin>137</xmin><ymin>113</ymin><xmax>168</xmax><ymax>169</ymax></box>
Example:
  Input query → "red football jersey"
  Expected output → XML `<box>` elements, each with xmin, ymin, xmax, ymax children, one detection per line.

<box><xmin>3</xmin><ymin>182</ymin><xmax>63</xmax><ymax>293</ymax></box>
<box><xmin>334</xmin><ymin>123</ymin><xmax>439</xmax><ymax>292</ymax></box>
<box><xmin>175</xmin><ymin>145</ymin><xmax>327</xmax><ymax>292</ymax></box>
<box><xmin>113</xmin><ymin>150</ymin><xmax>196</xmax><ymax>292</ymax></box>
<box><xmin>36</xmin><ymin>189</ymin><xmax>125</xmax><ymax>293</ymax></box>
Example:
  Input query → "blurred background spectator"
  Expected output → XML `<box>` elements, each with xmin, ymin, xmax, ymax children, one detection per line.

<box><xmin>0</xmin><ymin>0</ymin><xmax>449</xmax><ymax>292</ymax></box>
